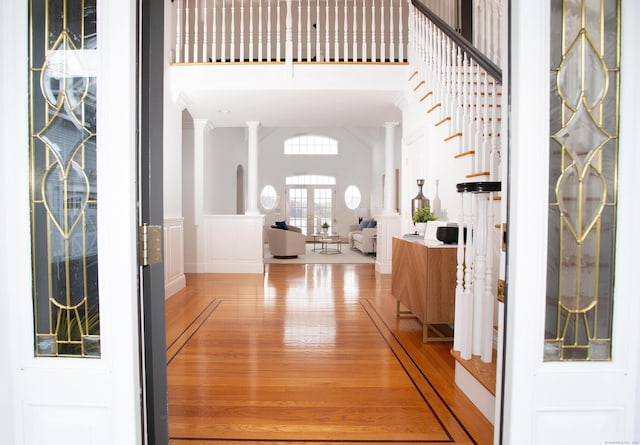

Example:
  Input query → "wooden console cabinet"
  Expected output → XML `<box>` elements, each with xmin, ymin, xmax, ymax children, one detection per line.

<box><xmin>391</xmin><ymin>237</ymin><xmax>457</xmax><ymax>342</ymax></box>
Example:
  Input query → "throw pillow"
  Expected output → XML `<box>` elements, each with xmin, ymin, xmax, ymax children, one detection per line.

<box><xmin>367</xmin><ymin>219</ymin><xmax>377</xmax><ymax>228</ymax></box>
<box><xmin>275</xmin><ymin>220</ymin><xmax>289</xmax><ymax>230</ymax></box>
<box><xmin>358</xmin><ymin>220</ymin><xmax>369</xmax><ymax>230</ymax></box>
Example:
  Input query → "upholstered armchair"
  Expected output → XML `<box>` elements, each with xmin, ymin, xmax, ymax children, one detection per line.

<box><xmin>266</xmin><ymin>225</ymin><xmax>307</xmax><ymax>258</ymax></box>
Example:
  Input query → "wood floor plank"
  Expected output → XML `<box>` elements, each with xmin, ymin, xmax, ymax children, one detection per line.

<box><xmin>167</xmin><ymin>264</ymin><xmax>492</xmax><ymax>444</ymax></box>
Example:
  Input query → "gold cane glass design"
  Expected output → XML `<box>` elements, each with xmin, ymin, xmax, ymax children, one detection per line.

<box><xmin>29</xmin><ymin>0</ymin><xmax>100</xmax><ymax>357</ymax></box>
<box><xmin>545</xmin><ymin>0</ymin><xmax>620</xmax><ymax>361</ymax></box>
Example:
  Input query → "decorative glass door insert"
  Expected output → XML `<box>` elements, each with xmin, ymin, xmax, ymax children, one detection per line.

<box><xmin>29</xmin><ymin>0</ymin><xmax>100</xmax><ymax>357</ymax></box>
<box><xmin>545</xmin><ymin>0</ymin><xmax>620</xmax><ymax>361</ymax></box>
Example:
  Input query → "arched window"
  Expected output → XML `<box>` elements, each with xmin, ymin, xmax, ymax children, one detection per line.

<box><xmin>284</xmin><ymin>135</ymin><xmax>338</xmax><ymax>155</ymax></box>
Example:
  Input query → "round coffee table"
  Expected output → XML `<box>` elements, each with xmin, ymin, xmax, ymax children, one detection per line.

<box><xmin>319</xmin><ymin>235</ymin><xmax>341</xmax><ymax>254</ymax></box>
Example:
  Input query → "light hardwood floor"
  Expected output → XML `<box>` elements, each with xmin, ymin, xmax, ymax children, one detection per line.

<box><xmin>166</xmin><ymin>264</ymin><xmax>494</xmax><ymax>445</ymax></box>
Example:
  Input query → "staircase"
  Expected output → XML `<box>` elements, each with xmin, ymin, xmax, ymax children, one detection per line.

<box><xmin>406</xmin><ymin>0</ymin><xmax>504</xmax><ymax>426</ymax></box>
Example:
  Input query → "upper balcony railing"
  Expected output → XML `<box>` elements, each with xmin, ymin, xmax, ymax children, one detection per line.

<box><xmin>172</xmin><ymin>0</ymin><xmax>410</xmax><ymax>64</ymax></box>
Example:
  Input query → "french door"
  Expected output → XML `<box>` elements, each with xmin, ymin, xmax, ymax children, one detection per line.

<box><xmin>287</xmin><ymin>186</ymin><xmax>335</xmax><ymax>238</ymax></box>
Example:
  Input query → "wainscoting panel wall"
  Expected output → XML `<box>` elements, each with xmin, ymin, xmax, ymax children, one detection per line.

<box><xmin>164</xmin><ymin>218</ymin><xmax>186</xmax><ymax>297</ymax></box>
<box><xmin>204</xmin><ymin>214</ymin><xmax>265</xmax><ymax>273</ymax></box>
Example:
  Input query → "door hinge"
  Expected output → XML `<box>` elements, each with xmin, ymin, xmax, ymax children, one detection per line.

<box><xmin>138</xmin><ymin>224</ymin><xmax>162</xmax><ymax>266</ymax></box>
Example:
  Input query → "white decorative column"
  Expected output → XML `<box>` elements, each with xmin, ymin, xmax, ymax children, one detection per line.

<box><xmin>383</xmin><ymin>122</ymin><xmax>399</xmax><ymax>214</ymax></box>
<box><xmin>193</xmin><ymin>119</ymin><xmax>214</xmax><ymax>271</ymax></box>
<box><xmin>376</xmin><ymin>122</ymin><xmax>401</xmax><ymax>274</ymax></box>
<box><xmin>246</xmin><ymin>121</ymin><xmax>261</xmax><ymax>215</ymax></box>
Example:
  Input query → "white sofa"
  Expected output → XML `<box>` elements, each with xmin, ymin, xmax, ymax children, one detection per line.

<box><xmin>349</xmin><ymin>223</ymin><xmax>377</xmax><ymax>255</ymax></box>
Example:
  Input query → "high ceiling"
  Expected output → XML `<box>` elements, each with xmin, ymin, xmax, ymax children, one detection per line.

<box><xmin>171</xmin><ymin>64</ymin><xmax>408</xmax><ymax>128</ymax></box>
<box><xmin>180</xmin><ymin>89</ymin><xmax>404</xmax><ymax>128</ymax></box>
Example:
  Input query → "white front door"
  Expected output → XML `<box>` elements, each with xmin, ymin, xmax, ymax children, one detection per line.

<box><xmin>0</xmin><ymin>1</ymin><xmax>143</xmax><ymax>444</ymax></box>
<box><xmin>503</xmin><ymin>1</ymin><xmax>640</xmax><ymax>444</ymax></box>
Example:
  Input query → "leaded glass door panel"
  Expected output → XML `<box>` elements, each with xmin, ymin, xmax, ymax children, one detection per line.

<box><xmin>0</xmin><ymin>1</ymin><xmax>145</xmax><ymax>442</ymax></box>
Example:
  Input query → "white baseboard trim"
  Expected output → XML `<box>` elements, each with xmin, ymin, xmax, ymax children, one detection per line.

<box><xmin>454</xmin><ymin>361</ymin><xmax>496</xmax><ymax>425</ymax></box>
<box><xmin>206</xmin><ymin>261</ymin><xmax>264</xmax><ymax>274</ymax></box>
<box><xmin>164</xmin><ymin>274</ymin><xmax>186</xmax><ymax>299</ymax></box>
<box><xmin>375</xmin><ymin>259</ymin><xmax>392</xmax><ymax>274</ymax></box>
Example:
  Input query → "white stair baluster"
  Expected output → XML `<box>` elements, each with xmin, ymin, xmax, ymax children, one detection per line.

<box><xmin>481</xmin><ymin>192</ymin><xmax>495</xmax><ymax>363</ymax></box>
<box><xmin>193</xmin><ymin>0</ymin><xmax>199</xmax><ymax>62</ymax></box>
<box><xmin>462</xmin><ymin>191</ymin><xmax>474</xmax><ymax>360</ymax></box>
<box><xmin>343</xmin><ymin>0</ymin><xmax>348</xmax><ymax>61</ymax></box>
<box><xmin>202</xmin><ymin>0</ymin><xmax>208</xmax><ymax>62</ymax></box>
<box><xmin>184</xmin><ymin>0</ymin><xmax>190</xmax><ymax>62</ymax></box>
<box><xmin>455</xmin><ymin>47</ymin><xmax>464</xmax><ymax>141</ymax></box>
<box><xmin>307</xmin><ymin>0</ymin><xmax>311</xmax><ymax>61</ymax></box>
<box><xmin>472</xmin><ymin>193</ymin><xmax>486</xmax><ymax>357</ymax></box>
<box><xmin>276</xmin><ymin>0</ymin><xmax>281</xmax><ymax>61</ymax></box>
<box><xmin>220</xmin><ymin>0</ymin><xmax>226</xmax><ymax>62</ymax></box>
<box><xmin>212</xmin><ymin>0</ymin><xmax>217</xmax><ymax>63</ymax></box>
<box><xmin>334</xmin><ymin>0</ymin><xmax>339</xmax><ymax>61</ymax></box>
<box><xmin>285</xmin><ymin>0</ymin><xmax>293</xmax><ymax>64</ymax></box>
<box><xmin>258</xmin><ymin>0</ymin><xmax>263</xmax><ymax>61</ymax></box>
<box><xmin>483</xmin><ymin>69</ymin><xmax>492</xmax><ymax>173</ymax></box>
<box><xmin>491</xmin><ymin>83</ymin><xmax>500</xmax><ymax>179</ymax></box>
<box><xmin>297</xmin><ymin>0</ymin><xmax>302</xmax><ymax>61</ymax></box>
<box><xmin>316</xmin><ymin>0</ymin><xmax>321</xmax><ymax>61</ymax></box>
<box><xmin>453</xmin><ymin>192</ymin><xmax>466</xmax><ymax>353</ymax></box>
<box><xmin>325</xmin><ymin>0</ymin><xmax>330</xmax><ymax>61</ymax></box>
<box><xmin>267</xmin><ymin>0</ymin><xmax>272</xmax><ymax>61</ymax></box>
<box><xmin>230</xmin><ymin>0</ymin><xmax>235</xmax><ymax>61</ymax></box>
<box><xmin>475</xmin><ymin>63</ymin><xmax>483</xmax><ymax>173</ymax></box>
<box><xmin>176</xmin><ymin>0</ymin><xmax>183</xmax><ymax>63</ymax></box>
<box><xmin>352</xmin><ymin>0</ymin><xmax>358</xmax><ymax>60</ymax></box>
<box><xmin>361</xmin><ymin>0</ymin><xmax>367</xmax><ymax>61</ymax></box>
<box><xmin>371</xmin><ymin>0</ymin><xmax>376</xmax><ymax>61</ymax></box>
<box><xmin>389</xmin><ymin>0</ymin><xmax>395</xmax><ymax>62</ymax></box>
<box><xmin>379</xmin><ymin>0</ymin><xmax>385</xmax><ymax>61</ymax></box>
<box><xmin>239</xmin><ymin>1</ymin><xmax>244</xmax><ymax>62</ymax></box>
<box><xmin>249</xmin><ymin>1</ymin><xmax>254</xmax><ymax>62</ymax></box>
<box><xmin>398</xmin><ymin>0</ymin><xmax>403</xmax><ymax>61</ymax></box>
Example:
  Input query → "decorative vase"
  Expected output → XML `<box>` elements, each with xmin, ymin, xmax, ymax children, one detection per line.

<box><xmin>411</xmin><ymin>179</ymin><xmax>430</xmax><ymax>220</ymax></box>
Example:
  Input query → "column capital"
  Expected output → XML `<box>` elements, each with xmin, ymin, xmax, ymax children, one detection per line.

<box><xmin>384</xmin><ymin>121</ymin><xmax>400</xmax><ymax>129</ymax></box>
<box><xmin>193</xmin><ymin>118</ymin><xmax>214</xmax><ymax>133</ymax></box>
<box><xmin>246</xmin><ymin>121</ymin><xmax>261</xmax><ymax>128</ymax></box>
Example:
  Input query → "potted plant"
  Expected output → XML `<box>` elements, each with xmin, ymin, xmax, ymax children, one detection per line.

<box><xmin>412</xmin><ymin>206</ymin><xmax>436</xmax><ymax>234</ymax></box>
<box><xmin>321</xmin><ymin>221</ymin><xmax>330</xmax><ymax>233</ymax></box>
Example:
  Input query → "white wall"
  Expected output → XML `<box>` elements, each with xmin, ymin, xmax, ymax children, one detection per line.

<box><xmin>400</xmin><ymin>92</ymin><xmax>470</xmax><ymax>231</ymax></box>
<box><xmin>258</xmin><ymin>127</ymin><xmax>376</xmax><ymax>236</ymax></box>
<box><xmin>163</xmin><ymin>0</ymin><xmax>183</xmax><ymax>219</ymax></box>
<box><xmin>206</xmin><ymin>127</ymin><xmax>247</xmax><ymax>214</ymax></box>
<box><xmin>192</xmin><ymin>125</ymin><xmax>381</xmax><ymax>235</ymax></box>
<box><xmin>181</xmin><ymin>115</ymin><xmax>197</xmax><ymax>269</ymax></box>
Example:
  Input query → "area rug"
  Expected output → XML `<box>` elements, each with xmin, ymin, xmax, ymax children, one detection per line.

<box><xmin>263</xmin><ymin>243</ymin><xmax>375</xmax><ymax>264</ymax></box>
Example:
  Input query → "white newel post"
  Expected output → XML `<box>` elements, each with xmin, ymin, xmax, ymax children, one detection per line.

<box><xmin>193</xmin><ymin>119</ymin><xmax>214</xmax><ymax>271</ymax></box>
<box><xmin>246</xmin><ymin>121</ymin><xmax>261</xmax><ymax>215</ymax></box>
<box><xmin>383</xmin><ymin>122</ymin><xmax>399</xmax><ymax>214</ymax></box>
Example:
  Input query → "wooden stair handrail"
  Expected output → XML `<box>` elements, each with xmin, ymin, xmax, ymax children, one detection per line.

<box><xmin>411</xmin><ymin>0</ymin><xmax>502</xmax><ymax>84</ymax></box>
